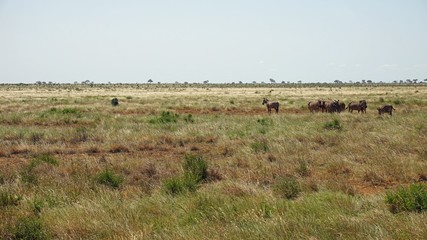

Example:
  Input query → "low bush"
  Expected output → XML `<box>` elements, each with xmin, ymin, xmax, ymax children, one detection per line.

<box><xmin>324</xmin><ymin>119</ymin><xmax>342</xmax><ymax>130</ymax></box>
<box><xmin>385</xmin><ymin>183</ymin><xmax>427</xmax><ymax>213</ymax></box>
<box><xmin>0</xmin><ymin>190</ymin><xmax>22</xmax><ymax>207</ymax></box>
<box><xmin>183</xmin><ymin>155</ymin><xmax>208</xmax><ymax>183</ymax></box>
<box><xmin>257</xmin><ymin>117</ymin><xmax>273</xmax><ymax>126</ymax></box>
<box><xmin>96</xmin><ymin>169</ymin><xmax>124</xmax><ymax>189</ymax></box>
<box><xmin>32</xmin><ymin>153</ymin><xmax>59</xmax><ymax>167</ymax></box>
<box><xmin>13</xmin><ymin>217</ymin><xmax>50</xmax><ymax>240</ymax></box>
<box><xmin>149</xmin><ymin>111</ymin><xmax>179</xmax><ymax>124</ymax></box>
<box><xmin>273</xmin><ymin>176</ymin><xmax>301</xmax><ymax>200</ymax></box>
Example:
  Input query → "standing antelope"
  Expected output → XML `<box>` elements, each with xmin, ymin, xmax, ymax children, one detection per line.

<box><xmin>377</xmin><ymin>105</ymin><xmax>396</xmax><ymax>116</ymax></box>
<box><xmin>262</xmin><ymin>98</ymin><xmax>279</xmax><ymax>114</ymax></box>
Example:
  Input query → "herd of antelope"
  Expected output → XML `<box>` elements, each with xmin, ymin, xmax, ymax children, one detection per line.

<box><xmin>262</xmin><ymin>98</ymin><xmax>396</xmax><ymax>116</ymax></box>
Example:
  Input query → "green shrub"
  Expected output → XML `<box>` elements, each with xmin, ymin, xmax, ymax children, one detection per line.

<box><xmin>183</xmin><ymin>155</ymin><xmax>208</xmax><ymax>183</ymax></box>
<box><xmin>257</xmin><ymin>117</ymin><xmax>273</xmax><ymax>126</ymax></box>
<box><xmin>0</xmin><ymin>190</ymin><xmax>22</xmax><ymax>207</ymax></box>
<box><xmin>385</xmin><ymin>183</ymin><xmax>427</xmax><ymax>213</ymax></box>
<box><xmin>32</xmin><ymin>153</ymin><xmax>59</xmax><ymax>167</ymax></box>
<box><xmin>96</xmin><ymin>169</ymin><xmax>124</xmax><ymax>189</ymax></box>
<box><xmin>164</xmin><ymin>178</ymin><xmax>182</xmax><ymax>195</ymax></box>
<box><xmin>251</xmin><ymin>140</ymin><xmax>269</xmax><ymax>153</ymax></box>
<box><xmin>324</xmin><ymin>119</ymin><xmax>342</xmax><ymax>130</ymax></box>
<box><xmin>149</xmin><ymin>111</ymin><xmax>179</xmax><ymax>124</ymax></box>
<box><xmin>13</xmin><ymin>217</ymin><xmax>50</xmax><ymax>240</ymax></box>
<box><xmin>20</xmin><ymin>169</ymin><xmax>38</xmax><ymax>185</ymax></box>
<box><xmin>273</xmin><ymin>176</ymin><xmax>301</xmax><ymax>200</ymax></box>
<box><xmin>296</xmin><ymin>160</ymin><xmax>310</xmax><ymax>177</ymax></box>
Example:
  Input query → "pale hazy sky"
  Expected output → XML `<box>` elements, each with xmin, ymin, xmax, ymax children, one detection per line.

<box><xmin>1</xmin><ymin>0</ymin><xmax>426</xmax><ymax>84</ymax></box>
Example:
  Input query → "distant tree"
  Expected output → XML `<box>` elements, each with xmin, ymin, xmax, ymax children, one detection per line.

<box><xmin>147</xmin><ymin>79</ymin><xmax>153</xmax><ymax>84</ymax></box>
<box><xmin>203</xmin><ymin>80</ymin><xmax>209</xmax><ymax>84</ymax></box>
<box><xmin>406</xmin><ymin>79</ymin><xmax>412</xmax><ymax>84</ymax></box>
<box><xmin>184</xmin><ymin>82</ymin><xmax>188</xmax><ymax>84</ymax></box>
<box><xmin>175</xmin><ymin>81</ymin><xmax>180</xmax><ymax>84</ymax></box>
<box><xmin>281</xmin><ymin>81</ymin><xmax>285</xmax><ymax>84</ymax></box>
<box><xmin>252</xmin><ymin>81</ymin><xmax>257</xmax><ymax>84</ymax></box>
<box><xmin>361</xmin><ymin>80</ymin><xmax>366</xmax><ymax>84</ymax></box>
<box><xmin>413</xmin><ymin>79</ymin><xmax>418</xmax><ymax>84</ymax></box>
<box><xmin>423</xmin><ymin>79</ymin><xmax>427</xmax><ymax>83</ymax></box>
<box><xmin>238</xmin><ymin>81</ymin><xmax>243</xmax><ymax>84</ymax></box>
<box><xmin>269</xmin><ymin>78</ymin><xmax>276</xmax><ymax>83</ymax></box>
<box><xmin>393</xmin><ymin>80</ymin><xmax>398</xmax><ymax>84</ymax></box>
<box><xmin>399</xmin><ymin>80</ymin><xmax>404</xmax><ymax>84</ymax></box>
<box><xmin>297</xmin><ymin>80</ymin><xmax>302</xmax><ymax>84</ymax></box>
<box><xmin>35</xmin><ymin>81</ymin><xmax>41</xmax><ymax>85</ymax></box>
<box><xmin>367</xmin><ymin>80</ymin><xmax>372</xmax><ymax>84</ymax></box>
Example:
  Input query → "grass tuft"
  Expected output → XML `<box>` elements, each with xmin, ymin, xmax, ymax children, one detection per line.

<box><xmin>149</xmin><ymin>111</ymin><xmax>179</xmax><ymax>124</ymax></box>
<box><xmin>273</xmin><ymin>176</ymin><xmax>301</xmax><ymax>199</ymax></box>
<box><xmin>385</xmin><ymin>183</ymin><xmax>427</xmax><ymax>213</ymax></box>
<box><xmin>183</xmin><ymin>154</ymin><xmax>208</xmax><ymax>183</ymax></box>
<box><xmin>323</xmin><ymin>119</ymin><xmax>342</xmax><ymax>130</ymax></box>
<box><xmin>13</xmin><ymin>216</ymin><xmax>50</xmax><ymax>240</ymax></box>
<box><xmin>0</xmin><ymin>190</ymin><xmax>22</xmax><ymax>207</ymax></box>
<box><xmin>96</xmin><ymin>168</ymin><xmax>124</xmax><ymax>189</ymax></box>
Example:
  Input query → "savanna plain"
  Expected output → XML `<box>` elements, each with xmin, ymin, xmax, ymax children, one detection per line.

<box><xmin>0</xmin><ymin>84</ymin><xmax>426</xmax><ymax>239</ymax></box>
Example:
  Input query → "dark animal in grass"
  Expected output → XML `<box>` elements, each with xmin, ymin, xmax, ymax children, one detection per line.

<box><xmin>308</xmin><ymin>100</ymin><xmax>323</xmax><ymax>113</ymax></box>
<box><xmin>111</xmin><ymin>98</ymin><xmax>119</xmax><ymax>106</ymax></box>
<box><xmin>323</xmin><ymin>100</ymin><xmax>340</xmax><ymax>113</ymax></box>
<box><xmin>262</xmin><ymin>98</ymin><xmax>279</xmax><ymax>114</ymax></box>
<box><xmin>347</xmin><ymin>100</ymin><xmax>367</xmax><ymax>113</ymax></box>
<box><xmin>377</xmin><ymin>105</ymin><xmax>396</xmax><ymax>116</ymax></box>
<box><xmin>338</xmin><ymin>102</ymin><xmax>346</xmax><ymax>113</ymax></box>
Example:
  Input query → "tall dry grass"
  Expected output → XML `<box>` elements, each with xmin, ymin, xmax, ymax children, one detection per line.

<box><xmin>0</xmin><ymin>84</ymin><xmax>426</xmax><ymax>239</ymax></box>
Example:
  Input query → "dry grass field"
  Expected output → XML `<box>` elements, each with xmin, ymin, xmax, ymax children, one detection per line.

<box><xmin>0</xmin><ymin>84</ymin><xmax>426</xmax><ymax>239</ymax></box>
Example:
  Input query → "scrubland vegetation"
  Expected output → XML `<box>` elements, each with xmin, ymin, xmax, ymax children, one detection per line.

<box><xmin>0</xmin><ymin>84</ymin><xmax>426</xmax><ymax>239</ymax></box>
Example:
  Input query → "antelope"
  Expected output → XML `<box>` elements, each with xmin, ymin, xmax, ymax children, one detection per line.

<box><xmin>262</xmin><ymin>98</ymin><xmax>279</xmax><ymax>114</ymax></box>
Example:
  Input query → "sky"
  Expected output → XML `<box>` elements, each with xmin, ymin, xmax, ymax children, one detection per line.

<box><xmin>1</xmin><ymin>0</ymin><xmax>426</xmax><ymax>84</ymax></box>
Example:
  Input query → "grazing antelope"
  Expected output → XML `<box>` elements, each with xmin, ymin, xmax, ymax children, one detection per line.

<box><xmin>323</xmin><ymin>100</ymin><xmax>340</xmax><ymax>113</ymax></box>
<box><xmin>377</xmin><ymin>105</ymin><xmax>396</xmax><ymax>116</ymax></box>
<box><xmin>262</xmin><ymin>98</ymin><xmax>279</xmax><ymax>114</ymax></box>
<box><xmin>308</xmin><ymin>100</ymin><xmax>323</xmax><ymax>113</ymax></box>
<box><xmin>347</xmin><ymin>100</ymin><xmax>367</xmax><ymax>113</ymax></box>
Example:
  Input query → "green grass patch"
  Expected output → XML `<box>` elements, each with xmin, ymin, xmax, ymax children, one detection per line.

<box><xmin>273</xmin><ymin>176</ymin><xmax>301</xmax><ymax>199</ymax></box>
<box><xmin>251</xmin><ymin>140</ymin><xmax>269</xmax><ymax>153</ymax></box>
<box><xmin>183</xmin><ymin>155</ymin><xmax>208</xmax><ymax>183</ymax></box>
<box><xmin>13</xmin><ymin>216</ymin><xmax>50</xmax><ymax>240</ymax></box>
<box><xmin>96</xmin><ymin>168</ymin><xmax>124</xmax><ymax>189</ymax></box>
<box><xmin>385</xmin><ymin>183</ymin><xmax>427</xmax><ymax>213</ymax></box>
<box><xmin>0</xmin><ymin>190</ymin><xmax>22</xmax><ymax>207</ymax></box>
<box><xmin>323</xmin><ymin>119</ymin><xmax>342</xmax><ymax>130</ymax></box>
<box><xmin>149</xmin><ymin>111</ymin><xmax>180</xmax><ymax>124</ymax></box>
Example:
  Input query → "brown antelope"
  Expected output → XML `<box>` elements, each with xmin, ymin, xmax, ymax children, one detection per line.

<box><xmin>262</xmin><ymin>98</ymin><xmax>279</xmax><ymax>114</ymax></box>
<box><xmin>347</xmin><ymin>100</ymin><xmax>367</xmax><ymax>113</ymax></box>
<box><xmin>308</xmin><ymin>100</ymin><xmax>323</xmax><ymax>113</ymax></box>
